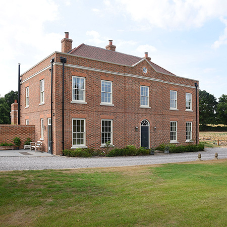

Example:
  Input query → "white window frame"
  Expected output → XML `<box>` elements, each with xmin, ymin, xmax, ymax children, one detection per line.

<box><xmin>186</xmin><ymin>93</ymin><xmax>192</xmax><ymax>111</ymax></box>
<box><xmin>40</xmin><ymin>118</ymin><xmax>44</xmax><ymax>140</ymax></box>
<box><xmin>100</xmin><ymin>80</ymin><xmax>113</xmax><ymax>106</ymax></box>
<box><xmin>170</xmin><ymin>90</ymin><xmax>177</xmax><ymax>110</ymax></box>
<box><xmin>25</xmin><ymin>119</ymin><xmax>29</xmax><ymax>125</ymax></box>
<box><xmin>170</xmin><ymin>121</ymin><xmax>177</xmax><ymax>143</ymax></box>
<box><xmin>186</xmin><ymin>122</ymin><xmax>192</xmax><ymax>142</ymax></box>
<box><xmin>40</xmin><ymin>79</ymin><xmax>44</xmax><ymax>104</ymax></box>
<box><xmin>25</xmin><ymin>87</ymin><xmax>29</xmax><ymax>107</ymax></box>
<box><xmin>140</xmin><ymin>86</ymin><xmax>150</xmax><ymax>108</ymax></box>
<box><xmin>72</xmin><ymin>76</ymin><xmax>87</xmax><ymax>104</ymax></box>
<box><xmin>72</xmin><ymin>118</ymin><xmax>87</xmax><ymax>148</ymax></box>
<box><xmin>101</xmin><ymin>119</ymin><xmax>113</xmax><ymax>146</ymax></box>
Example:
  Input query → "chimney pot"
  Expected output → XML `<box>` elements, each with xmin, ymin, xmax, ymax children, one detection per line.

<box><xmin>65</xmin><ymin>32</ymin><xmax>69</xmax><ymax>38</ymax></box>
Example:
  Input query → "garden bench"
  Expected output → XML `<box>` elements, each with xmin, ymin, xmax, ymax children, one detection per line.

<box><xmin>30</xmin><ymin>141</ymin><xmax>43</xmax><ymax>152</ymax></box>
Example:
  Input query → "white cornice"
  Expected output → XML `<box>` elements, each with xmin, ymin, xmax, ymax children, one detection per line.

<box><xmin>22</xmin><ymin>62</ymin><xmax>196</xmax><ymax>89</ymax></box>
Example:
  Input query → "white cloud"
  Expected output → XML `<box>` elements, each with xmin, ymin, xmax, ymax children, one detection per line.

<box><xmin>136</xmin><ymin>44</ymin><xmax>157</xmax><ymax>56</ymax></box>
<box><xmin>212</xmin><ymin>17</ymin><xmax>227</xmax><ymax>49</ymax></box>
<box><xmin>116</xmin><ymin>0</ymin><xmax>227</xmax><ymax>30</ymax></box>
<box><xmin>86</xmin><ymin>31</ymin><xmax>106</xmax><ymax>45</ymax></box>
<box><xmin>0</xmin><ymin>0</ymin><xmax>61</xmax><ymax>96</ymax></box>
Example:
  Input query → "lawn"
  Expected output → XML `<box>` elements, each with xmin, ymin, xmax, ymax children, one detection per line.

<box><xmin>1</xmin><ymin>160</ymin><xmax>227</xmax><ymax>226</ymax></box>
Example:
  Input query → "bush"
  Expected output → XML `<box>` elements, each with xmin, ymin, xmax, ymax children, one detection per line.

<box><xmin>62</xmin><ymin>148</ymin><xmax>92</xmax><ymax>157</ymax></box>
<box><xmin>0</xmin><ymin>142</ymin><xmax>14</xmax><ymax>146</ymax></box>
<box><xmin>156</xmin><ymin>143</ymin><xmax>204</xmax><ymax>153</ymax></box>
<box><xmin>24</xmin><ymin>138</ymin><xmax>32</xmax><ymax>145</ymax></box>
<box><xmin>13</xmin><ymin>137</ymin><xmax>21</xmax><ymax>147</ymax></box>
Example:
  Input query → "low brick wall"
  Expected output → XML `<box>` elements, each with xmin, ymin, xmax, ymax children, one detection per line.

<box><xmin>0</xmin><ymin>125</ymin><xmax>35</xmax><ymax>149</ymax></box>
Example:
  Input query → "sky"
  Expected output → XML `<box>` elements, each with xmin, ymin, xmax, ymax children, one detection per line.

<box><xmin>0</xmin><ymin>0</ymin><xmax>227</xmax><ymax>100</ymax></box>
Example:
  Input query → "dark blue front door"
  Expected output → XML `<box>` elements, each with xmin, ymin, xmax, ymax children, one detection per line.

<box><xmin>141</xmin><ymin>122</ymin><xmax>149</xmax><ymax>149</ymax></box>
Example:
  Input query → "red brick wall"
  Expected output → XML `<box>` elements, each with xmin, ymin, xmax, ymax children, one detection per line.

<box><xmin>0</xmin><ymin>125</ymin><xmax>35</xmax><ymax>149</ymax></box>
<box><xmin>20</xmin><ymin>51</ymin><xmax>199</xmax><ymax>155</ymax></box>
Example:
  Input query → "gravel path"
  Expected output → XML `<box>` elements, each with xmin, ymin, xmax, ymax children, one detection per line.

<box><xmin>0</xmin><ymin>147</ymin><xmax>227</xmax><ymax>171</ymax></box>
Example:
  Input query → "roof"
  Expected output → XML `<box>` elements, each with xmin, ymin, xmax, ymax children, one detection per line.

<box><xmin>69</xmin><ymin>43</ymin><xmax>175</xmax><ymax>76</ymax></box>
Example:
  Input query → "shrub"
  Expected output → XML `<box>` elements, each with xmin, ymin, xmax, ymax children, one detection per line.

<box><xmin>0</xmin><ymin>142</ymin><xmax>14</xmax><ymax>146</ymax></box>
<box><xmin>62</xmin><ymin>148</ymin><xmax>92</xmax><ymax>157</ymax></box>
<box><xmin>156</xmin><ymin>143</ymin><xmax>205</xmax><ymax>153</ymax></box>
<box><xmin>24</xmin><ymin>138</ymin><xmax>32</xmax><ymax>145</ymax></box>
<box><xmin>13</xmin><ymin>137</ymin><xmax>21</xmax><ymax>147</ymax></box>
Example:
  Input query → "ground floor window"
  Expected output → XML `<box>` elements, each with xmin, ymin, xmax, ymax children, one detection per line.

<box><xmin>101</xmin><ymin>120</ymin><xmax>113</xmax><ymax>146</ymax></box>
<box><xmin>170</xmin><ymin>121</ymin><xmax>177</xmax><ymax>142</ymax></box>
<box><xmin>72</xmin><ymin>119</ymin><xmax>86</xmax><ymax>147</ymax></box>
<box><xmin>186</xmin><ymin>122</ymin><xmax>192</xmax><ymax>141</ymax></box>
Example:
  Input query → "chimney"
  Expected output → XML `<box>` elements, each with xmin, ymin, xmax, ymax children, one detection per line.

<box><xmin>61</xmin><ymin>32</ymin><xmax>73</xmax><ymax>53</ymax></box>
<box><xmin>11</xmin><ymin>100</ymin><xmax>18</xmax><ymax>125</ymax></box>
<box><xmin>106</xmin><ymin>40</ymin><xmax>116</xmax><ymax>51</ymax></box>
<box><xmin>144</xmin><ymin>52</ymin><xmax>151</xmax><ymax>61</ymax></box>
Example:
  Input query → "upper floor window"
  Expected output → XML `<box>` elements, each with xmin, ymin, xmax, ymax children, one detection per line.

<box><xmin>40</xmin><ymin>79</ymin><xmax>44</xmax><ymax>104</ymax></box>
<box><xmin>140</xmin><ymin>86</ymin><xmax>149</xmax><ymax>107</ymax></box>
<box><xmin>186</xmin><ymin>93</ymin><xmax>192</xmax><ymax>110</ymax></box>
<box><xmin>186</xmin><ymin>122</ymin><xmax>192</xmax><ymax>141</ymax></box>
<box><xmin>101</xmin><ymin>80</ymin><xmax>112</xmax><ymax>105</ymax></box>
<box><xmin>72</xmin><ymin>76</ymin><xmax>85</xmax><ymax>102</ymax></box>
<box><xmin>170</xmin><ymin>121</ymin><xmax>177</xmax><ymax>142</ymax></box>
<box><xmin>25</xmin><ymin>119</ymin><xmax>29</xmax><ymax>125</ymax></box>
<box><xmin>25</xmin><ymin>87</ymin><xmax>29</xmax><ymax>107</ymax></box>
<box><xmin>170</xmin><ymin>90</ymin><xmax>177</xmax><ymax>109</ymax></box>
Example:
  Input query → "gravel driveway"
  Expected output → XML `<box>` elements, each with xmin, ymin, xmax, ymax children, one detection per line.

<box><xmin>0</xmin><ymin>147</ymin><xmax>227</xmax><ymax>171</ymax></box>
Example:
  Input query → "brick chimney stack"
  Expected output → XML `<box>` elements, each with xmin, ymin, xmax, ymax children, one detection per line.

<box><xmin>144</xmin><ymin>52</ymin><xmax>151</xmax><ymax>61</ymax></box>
<box><xmin>11</xmin><ymin>100</ymin><xmax>18</xmax><ymax>125</ymax></box>
<box><xmin>61</xmin><ymin>32</ymin><xmax>73</xmax><ymax>53</ymax></box>
<box><xmin>106</xmin><ymin>40</ymin><xmax>116</xmax><ymax>51</ymax></box>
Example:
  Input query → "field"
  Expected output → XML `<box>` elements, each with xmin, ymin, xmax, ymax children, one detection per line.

<box><xmin>1</xmin><ymin>160</ymin><xmax>227</xmax><ymax>226</ymax></box>
<box><xmin>200</xmin><ymin>131</ymin><xmax>227</xmax><ymax>147</ymax></box>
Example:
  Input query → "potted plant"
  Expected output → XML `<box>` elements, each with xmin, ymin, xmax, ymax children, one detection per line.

<box><xmin>13</xmin><ymin>137</ymin><xmax>21</xmax><ymax>150</ymax></box>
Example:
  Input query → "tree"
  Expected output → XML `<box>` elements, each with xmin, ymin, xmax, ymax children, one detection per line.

<box><xmin>217</xmin><ymin>94</ymin><xmax>227</xmax><ymax>125</ymax></box>
<box><xmin>5</xmin><ymin>90</ymin><xmax>18</xmax><ymax>107</ymax></box>
<box><xmin>0</xmin><ymin>90</ymin><xmax>18</xmax><ymax>124</ymax></box>
<box><xmin>199</xmin><ymin>90</ymin><xmax>217</xmax><ymax>126</ymax></box>
<box><xmin>0</xmin><ymin>97</ymin><xmax>10</xmax><ymax>124</ymax></box>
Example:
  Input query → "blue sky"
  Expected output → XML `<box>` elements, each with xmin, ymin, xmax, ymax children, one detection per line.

<box><xmin>0</xmin><ymin>0</ymin><xmax>227</xmax><ymax>100</ymax></box>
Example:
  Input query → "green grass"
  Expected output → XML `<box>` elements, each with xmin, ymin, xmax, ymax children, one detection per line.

<box><xmin>1</xmin><ymin>160</ymin><xmax>227</xmax><ymax>226</ymax></box>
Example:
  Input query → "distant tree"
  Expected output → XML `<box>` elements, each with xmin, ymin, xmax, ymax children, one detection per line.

<box><xmin>0</xmin><ymin>97</ymin><xmax>10</xmax><ymax>124</ymax></box>
<box><xmin>199</xmin><ymin>90</ymin><xmax>217</xmax><ymax>126</ymax></box>
<box><xmin>5</xmin><ymin>90</ymin><xmax>18</xmax><ymax>107</ymax></box>
<box><xmin>0</xmin><ymin>90</ymin><xmax>18</xmax><ymax>124</ymax></box>
<box><xmin>216</xmin><ymin>94</ymin><xmax>227</xmax><ymax>125</ymax></box>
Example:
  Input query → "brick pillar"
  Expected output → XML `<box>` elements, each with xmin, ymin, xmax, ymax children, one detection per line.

<box><xmin>61</xmin><ymin>32</ymin><xmax>73</xmax><ymax>53</ymax></box>
<box><xmin>11</xmin><ymin>100</ymin><xmax>18</xmax><ymax>125</ymax></box>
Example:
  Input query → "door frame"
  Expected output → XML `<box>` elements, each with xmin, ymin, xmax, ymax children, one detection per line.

<box><xmin>140</xmin><ymin>119</ymin><xmax>150</xmax><ymax>149</ymax></box>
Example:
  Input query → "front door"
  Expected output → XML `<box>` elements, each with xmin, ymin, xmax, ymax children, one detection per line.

<box><xmin>141</xmin><ymin>120</ymin><xmax>149</xmax><ymax>149</ymax></box>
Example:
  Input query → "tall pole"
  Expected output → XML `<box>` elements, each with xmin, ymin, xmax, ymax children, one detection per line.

<box><xmin>18</xmin><ymin>63</ymin><xmax>21</xmax><ymax>125</ymax></box>
<box><xmin>195</xmin><ymin>82</ymin><xmax>198</xmax><ymax>144</ymax></box>
<box><xmin>60</xmin><ymin>57</ymin><xmax>66</xmax><ymax>152</ymax></box>
<box><xmin>50</xmin><ymin>58</ymin><xmax>54</xmax><ymax>154</ymax></box>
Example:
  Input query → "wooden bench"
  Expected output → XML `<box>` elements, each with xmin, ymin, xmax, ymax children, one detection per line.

<box><xmin>30</xmin><ymin>141</ymin><xmax>43</xmax><ymax>152</ymax></box>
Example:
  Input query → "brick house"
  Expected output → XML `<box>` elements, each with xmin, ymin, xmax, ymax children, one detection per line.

<box><xmin>18</xmin><ymin>32</ymin><xmax>199</xmax><ymax>155</ymax></box>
